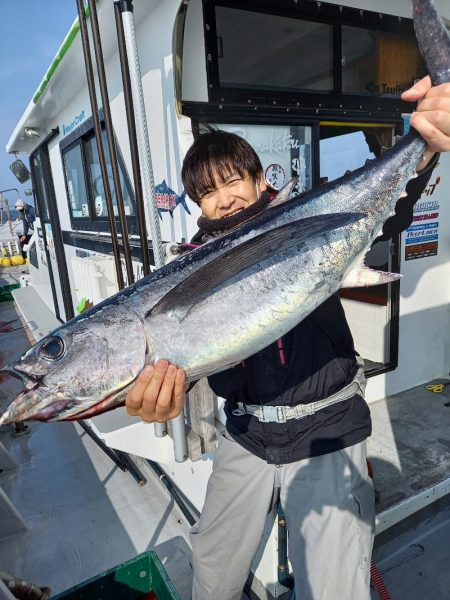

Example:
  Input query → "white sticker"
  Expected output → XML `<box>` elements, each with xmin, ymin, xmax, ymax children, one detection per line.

<box><xmin>265</xmin><ymin>163</ymin><xmax>286</xmax><ymax>191</ymax></box>
<box><xmin>95</xmin><ymin>196</ymin><xmax>103</xmax><ymax>216</ymax></box>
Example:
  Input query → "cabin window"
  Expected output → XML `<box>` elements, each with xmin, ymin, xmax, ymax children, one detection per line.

<box><xmin>320</xmin><ymin>123</ymin><xmax>398</xmax><ymax>373</ymax></box>
<box><xmin>60</xmin><ymin>118</ymin><xmax>138</xmax><ymax>233</ymax></box>
<box><xmin>31</xmin><ymin>152</ymin><xmax>50</xmax><ymax>221</ymax></box>
<box><xmin>206</xmin><ymin>123</ymin><xmax>314</xmax><ymax>193</ymax></box>
<box><xmin>63</xmin><ymin>144</ymin><xmax>91</xmax><ymax>218</ymax></box>
<box><xmin>28</xmin><ymin>238</ymin><xmax>39</xmax><ymax>270</ymax></box>
<box><xmin>320</xmin><ymin>129</ymin><xmax>374</xmax><ymax>182</ymax></box>
<box><xmin>341</xmin><ymin>25</ymin><xmax>423</xmax><ymax>97</ymax></box>
<box><xmin>84</xmin><ymin>131</ymin><xmax>135</xmax><ymax>219</ymax></box>
<box><xmin>200</xmin><ymin>1</ymin><xmax>425</xmax><ymax>118</ymax></box>
<box><xmin>215</xmin><ymin>7</ymin><xmax>333</xmax><ymax>93</ymax></box>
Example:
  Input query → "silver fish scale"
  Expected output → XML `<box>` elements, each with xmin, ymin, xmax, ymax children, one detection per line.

<box><xmin>146</xmin><ymin>235</ymin><xmax>344</xmax><ymax>380</ymax></box>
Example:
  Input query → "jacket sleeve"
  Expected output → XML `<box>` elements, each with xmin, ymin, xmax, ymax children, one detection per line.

<box><xmin>28</xmin><ymin>205</ymin><xmax>36</xmax><ymax>225</ymax></box>
<box><xmin>22</xmin><ymin>214</ymin><xmax>29</xmax><ymax>236</ymax></box>
<box><xmin>23</xmin><ymin>206</ymin><xmax>36</xmax><ymax>235</ymax></box>
<box><xmin>374</xmin><ymin>153</ymin><xmax>440</xmax><ymax>243</ymax></box>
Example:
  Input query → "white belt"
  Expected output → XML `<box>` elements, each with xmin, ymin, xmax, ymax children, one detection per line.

<box><xmin>231</xmin><ymin>356</ymin><xmax>366</xmax><ymax>424</ymax></box>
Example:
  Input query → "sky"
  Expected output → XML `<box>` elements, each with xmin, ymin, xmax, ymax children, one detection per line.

<box><xmin>0</xmin><ymin>0</ymin><xmax>76</xmax><ymax>208</ymax></box>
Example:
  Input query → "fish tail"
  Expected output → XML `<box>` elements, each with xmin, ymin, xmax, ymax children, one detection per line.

<box><xmin>180</xmin><ymin>191</ymin><xmax>191</xmax><ymax>215</ymax></box>
<box><xmin>413</xmin><ymin>0</ymin><xmax>450</xmax><ymax>85</ymax></box>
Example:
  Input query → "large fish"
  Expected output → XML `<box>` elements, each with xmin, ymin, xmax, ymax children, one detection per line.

<box><xmin>0</xmin><ymin>0</ymin><xmax>447</xmax><ymax>424</ymax></box>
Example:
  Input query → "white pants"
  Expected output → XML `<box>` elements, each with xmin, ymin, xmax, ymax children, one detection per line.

<box><xmin>191</xmin><ymin>432</ymin><xmax>375</xmax><ymax>600</ymax></box>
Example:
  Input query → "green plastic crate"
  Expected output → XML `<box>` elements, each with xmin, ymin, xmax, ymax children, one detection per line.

<box><xmin>0</xmin><ymin>283</ymin><xmax>20</xmax><ymax>302</ymax></box>
<box><xmin>49</xmin><ymin>551</ymin><xmax>181</xmax><ymax>600</ymax></box>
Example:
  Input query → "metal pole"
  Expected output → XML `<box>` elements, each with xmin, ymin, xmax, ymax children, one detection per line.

<box><xmin>113</xmin><ymin>0</ymin><xmax>150</xmax><ymax>277</ymax></box>
<box><xmin>87</xmin><ymin>0</ymin><xmax>134</xmax><ymax>286</ymax></box>
<box><xmin>79</xmin><ymin>421</ymin><xmax>147</xmax><ymax>486</ymax></box>
<box><xmin>76</xmin><ymin>0</ymin><xmax>125</xmax><ymax>290</ymax></box>
<box><xmin>78</xmin><ymin>421</ymin><xmax>128</xmax><ymax>471</ymax></box>
<box><xmin>119</xmin><ymin>3</ymin><xmax>165</xmax><ymax>269</ymax></box>
<box><xmin>169</xmin><ymin>408</ymin><xmax>188</xmax><ymax>463</ymax></box>
<box><xmin>118</xmin><ymin>0</ymin><xmax>168</xmax><ymax>440</ymax></box>
<box><xmin>118</xmin><ymin>1</ymin><xmax>189</xmax><ymax>456</ymax></box>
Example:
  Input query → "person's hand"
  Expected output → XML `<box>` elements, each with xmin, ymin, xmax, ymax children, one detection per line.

<box><xmin>402</xmin><ymin>75</ymin><xmax>450</xmax><ymax>170</ymax></box>
<box><xmin>125</xmin><ymin>359</ymin><xmax>186</xmax><ymax>423</ymax></box>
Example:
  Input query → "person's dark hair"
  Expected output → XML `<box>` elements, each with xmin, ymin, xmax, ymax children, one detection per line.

<box><xmin>181</xmin><ymin>130</ymin><xmax>263</xmax><ymax>205</ymax></box>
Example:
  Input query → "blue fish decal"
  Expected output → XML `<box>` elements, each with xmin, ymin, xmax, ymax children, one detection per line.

<box><xmin>154</xmin><ymin>180</ymin><xmax>191</xmax><ymax>218</ymax></box>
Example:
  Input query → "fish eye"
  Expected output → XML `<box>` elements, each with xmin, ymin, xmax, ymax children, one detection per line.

<box><xmin>39</xmin><ymin>336</ymin><xmax>65</xmax><ymax>362</ymax></box>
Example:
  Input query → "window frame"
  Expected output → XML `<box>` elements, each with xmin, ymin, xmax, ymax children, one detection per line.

<box><xmin>192</xmin><ymin>113</ymin><xmax>321</xmax><ymax>188</ymax></box>
<box><xmin>60</xmin><ymin>114</ymin><xmax>138</xmax><ymax>234</ymax></box>
<box><xmin>202</xmin><ymin>0</ymin><xmax>424</xmax><ymax>119</ymax></box>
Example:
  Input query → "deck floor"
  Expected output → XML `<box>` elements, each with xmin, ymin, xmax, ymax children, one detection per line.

<box><xmin>368</xmin><ymin>380</ymin><xmax>450</xmax><ymax>515</ymax></box>
<box><xmin>0</xmin><ymin>420</ymin><xmax>195</xmax><ymax>598</ymax></box>
<box><xmin>0</xmin><ymin>263</ymin><xmax>28</xmax><ymax>288</ymax></box>
<box><xmin>372</xmin><ymin>496</ymin><xmax>450</xmax><ymax>600</ymax></box>
<box><xmin>368</xmin><ymin>385</ymin><xmax>450</xmax><ymax>600</ymax></box>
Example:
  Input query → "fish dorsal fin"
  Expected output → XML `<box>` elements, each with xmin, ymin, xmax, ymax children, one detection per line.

<box><xmin>149</xmin><ymin>212</ymin><xmax>365</xmax><ymax>320</ymax></box>
<box><xmin>341</xmin><ymin>263</ymin><xmax>402</xmax><ymax>288</ymax></box>
<box><xmin>270</xmin><ymin>177</ymin><xmax>299</xmax><ymax>207</ymax></box>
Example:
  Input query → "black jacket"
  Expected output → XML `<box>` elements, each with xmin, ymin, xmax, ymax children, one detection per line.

<box><xmin>19</xmin><ymin>203</ymin><xmax>36</xmax><ymax>236</ymax></box>
<box><xmin>193</xmin><ymin>158</ymin><xmax>438</xmax><ymax>464</ymax></box>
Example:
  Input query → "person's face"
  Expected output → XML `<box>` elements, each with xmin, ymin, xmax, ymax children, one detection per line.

<box><xmin>198</xmin><ymin>170</ymin><xmax>267</xmax><ymax>220</ymax></box>
<box><xmin>17</xmin><ymin>206</ymin><xmax>24</xmax><ymax>212</ymax></box>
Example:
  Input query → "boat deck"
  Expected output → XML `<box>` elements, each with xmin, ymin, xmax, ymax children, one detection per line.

<box><xmin>0</xmin><ymin>421</ymin><xmax>195</xmax><ymax>598</ymax></box>
<box><xmin>369</xmin><ymin>379</ymin><xmax>450</xmax><ymax>600</ymax></box>
<box><xmin>373</xmin><ymin>495</ymin><xmax>450</xmax><ymax>599</ymax></box>
<box><xmin>1</xmin><ymin>288</ymin><xmax>450</xmax><ymax>599</ymax></box>
<box><xmin>369</xmin><ymin>378</ymin><xmax>450</xmax><ymax>532</ymax></box>
<box><xmin>0</xmin><ymin>263</ymin><xmax>28</xmax><ymax>288</ymax></box>
<box><xmin>0</xmin><ymin>300</ymin><xmax>194</xmax><ymax>599</ymax></box>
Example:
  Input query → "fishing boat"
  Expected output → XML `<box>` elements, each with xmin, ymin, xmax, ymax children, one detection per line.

<box><xmin>1</xmin><ymin>0</ymin><xmax>449</xmax><ymax>598</ymax></box>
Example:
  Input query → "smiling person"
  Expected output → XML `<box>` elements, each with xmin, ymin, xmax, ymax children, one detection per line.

<box><xmin>184</xmin><ymin>130</ymin><xmax>269</xmax><ymax>240</ymax></box>
<box><xmin>125</xmin><ymin>77</ymin><xmax>450</xmax><ymax>600</ymax></box>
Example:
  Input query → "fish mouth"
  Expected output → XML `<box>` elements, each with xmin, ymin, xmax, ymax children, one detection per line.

<box><xmin>0</xmin><ymin>366</ymin><xmax>133</xmax><ymax>425</ymax></box>
<box><xmin>0</xmin><ymin>366</ymin><xmax>50</xmax><ymax>425</ymax></box>
<box><xmin>0</xmin><ymin>365</ymin><xmax>41</xmax><ymax>389</ymax></box>
<box><xmin>0</xmin><ymin>365</ymin><xmax>80</xmax><ymax>424</ymax></box>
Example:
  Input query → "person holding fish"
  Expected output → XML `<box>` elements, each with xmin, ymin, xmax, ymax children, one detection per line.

<box><xmin>125</xmin><ymin>71</ymin><xmax>450</xmax><ymax>600</ymax></box>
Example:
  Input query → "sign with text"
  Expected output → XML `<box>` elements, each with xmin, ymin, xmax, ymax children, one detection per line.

<box><xmin>405</xmin><ymin>177</ymin><xmax>440</xmax><ymax>261</ymax></box>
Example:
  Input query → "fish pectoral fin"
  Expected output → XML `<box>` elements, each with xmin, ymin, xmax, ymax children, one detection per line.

<box><xmin>148</xmin><ymin>211</ymin><xmax>366</xmax><ymax>319</ymax></box>
<box><xmin>270</xmin><ymin>177</ymin><xmax>299</xmax><ymax>207</ymax></box>
<box><xmin>341</xmin><ymin>265</ymin><xmax>402</xmax><ymax>288</ymax></box>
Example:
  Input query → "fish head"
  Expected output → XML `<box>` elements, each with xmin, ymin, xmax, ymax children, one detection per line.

<box><xmin>0</xmin><ymin>306</ymin><xmax>147</xmax><ymax>424</ymax></box>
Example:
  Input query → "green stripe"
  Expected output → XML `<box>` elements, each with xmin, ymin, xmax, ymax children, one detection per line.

<box><xmin>32</xmin><ymin>1</ymin><xmax>99</xmax><ymax>104</ymax></box>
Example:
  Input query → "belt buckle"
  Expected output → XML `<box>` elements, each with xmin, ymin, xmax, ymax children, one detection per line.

<box><xmin>260</xmin><ymin>406</ymin><xmax>286</xmax><ymax>423</ymax></box>
<box><xmin>258</xmin><ymin>406</ymin><xmax>275</xmax><ymax>423</ymax></box>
